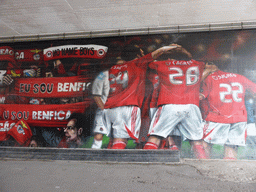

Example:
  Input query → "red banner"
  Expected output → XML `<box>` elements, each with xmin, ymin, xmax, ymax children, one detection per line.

<box><xmin>15</xmin><ymin>48</ymin><xmax>43</xmax><ymax>63</ymax></box>
<box><xmin>43</xmin><ymin>45</ymin><xmax>108</xmax><ymax>61</ymax></box>
<box><xmin>0</xmin><ymin>120</ymin><xmax>16</xmax><ymax>141</ymax></box>
<box><xmin>8</xmin><ymin>120</ymin><xmax>32</xmax><ymax>146</ymax></box>
<box><xmin>0</xmin><ymin>100</ymin><xmax>92</xmax><ymax>127</ymax></box>
<box><xmin>0</xmin><ymin>46</ymin><xmax>15</xmax><ymax>62</ymax></box>
<box><xmin>13</xmin><ymin>76</ymin><xmax>91</xmax><ymax>98</ymax></box>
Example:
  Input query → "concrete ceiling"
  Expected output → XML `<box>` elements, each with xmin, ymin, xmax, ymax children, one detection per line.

<box><xmin>1</xmin><ymin>0</ymin><xmax>256</xmax><ymax>42</ymax></box>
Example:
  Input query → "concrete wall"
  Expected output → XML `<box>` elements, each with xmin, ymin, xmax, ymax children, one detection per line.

<box><xmin>1</xmin><ymin>0</ymin><xmax>256</xmax><ymax>41</ymax></box>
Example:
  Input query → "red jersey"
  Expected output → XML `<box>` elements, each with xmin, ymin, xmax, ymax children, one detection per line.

<box><xmin>104</xmin><ymin>54</ymin><xmax>153</xmax><ymax>109</ymax></box>
<box><xmin>201</xmin><ymin>70</ymin><xmax>256</xmax><ymax>123</ymax></box>
<box><xmin>149</xmin><ymin>59</ymin><xmax>205</xmax><ymax>106</ymax></box>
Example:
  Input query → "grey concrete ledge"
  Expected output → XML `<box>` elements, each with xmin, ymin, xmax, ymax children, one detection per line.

<box><xmin>0</xmin><ymin>147</ymin><xmax>180</xmax><ymax>163</ymax></box>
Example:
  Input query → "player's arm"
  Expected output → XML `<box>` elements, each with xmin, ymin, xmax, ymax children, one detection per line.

<box><xmin>199</xmin><ymin>93</ymin><xmax>205</xmax><ymax>100</ymax></box>
<box><xmin>151</xmin><ymin>44</ymin><xmax>180</xmax><ymax>60</ymax></box>
<box><xmin>174</xmin><ymin>45</ymin><xmax>192</xmax><ymax>59</ymax></box>
<box><xmin>93</xmin><ymin>96</ymin><xmax>104</xmax><ymax>110</ymax></box>
<box><xmin>199</xmin><ymin>79</ymin><xmax>211</xmax><ymax>100</ymax></box>
<box><xmin>134</xmin><ymin>44</ymin><xmax>180</xmax><ymax>68</ymax></box>
<box><xmin>202</xmin><ymin>62</ymin><xmax>218</xmax><ymax>82</ymax></box>
<box><xmin>199</xmin><ymin>88</ymin><xmax>209</xmax><ymax>100</ymax></box>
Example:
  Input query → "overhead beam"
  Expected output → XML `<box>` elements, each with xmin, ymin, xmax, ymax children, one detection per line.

<box><xmin>0</xmin><ymin>21</ymin><xmax>256</xmax><ymax>43</ymax></box>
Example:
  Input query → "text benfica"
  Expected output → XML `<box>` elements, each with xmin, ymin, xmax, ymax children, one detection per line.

<box><xmin>20</xmin><ymin>82</ymin><xmax>89</xmax><ymax>93</ymax></box>
<box><xmin>3</xmin><ymin>110</ymin><xmax>71</xmax><ymax>121</ymax></box>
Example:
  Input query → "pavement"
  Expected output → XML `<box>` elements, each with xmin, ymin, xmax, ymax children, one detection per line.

<box><xmin>1</xmin><ymin>158</ymin><xmax>256</xmax><ymax>192</ymax></box>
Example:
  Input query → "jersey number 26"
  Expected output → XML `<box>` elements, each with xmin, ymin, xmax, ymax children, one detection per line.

<box><xmin>169</xmin><ymin>66</ymin><xmax>199</xmax><ymax>85</ymax></box>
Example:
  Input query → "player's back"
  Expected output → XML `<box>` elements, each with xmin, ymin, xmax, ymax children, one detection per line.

<box><xmin>202</xmin><ymin>70</ymin><xmax>256</xmax><ymax>123</ymax></box>
<box><xmin>105</xmin><ymin>54</ymin><xmax>153</xmax><ymax>109</ymax></box>
<box><xmin>149</xmin><ymin>59</ymin><xmax>205</xmax><ymax>106</ymax></box>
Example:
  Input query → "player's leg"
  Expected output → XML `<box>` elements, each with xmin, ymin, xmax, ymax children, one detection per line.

<box><xmin>168</xmin><ymin>136</ymin><xmax>180</xmax><ymax>150</ymax></box>
<box><xmin>167</xmin><ymin>127</ymin><xmax>182</xmax><ymax>150</ymax></box>
<box><xmin>224</xmin><ymin>145</ymin><xmax>238</xmax><ymax>160</ymax></box>
<box><xmin>144</xmin><ymin>135</ymin><xmax>162</xmax><ymax>149</ymax></box>
<box><xmin>95</xmin><ymin>109</ymin><xmax>113</xmax><ymax>149</ymax></box>
<box><xmin>91</xmin><ymin>108</ymin><xmax>109</xmax><ymax>149</ymax></box>
<box><xmin>91</xmin><ymin>108</ymin><xmax>104</xmax><ymax>149</ymax></box>
<box><xmin>189</xmin><ymin>140</ymin><xmax>208</xmax><ymax>159</ymax></box>
<box><xmin>111</xmin><ymin>106</ymin><xmax>141</xmax><ymax>149</ymax></box>
<box><xmin>148</xmin><ymin>107</ymin><xmax>180</xmax><ymax>150</ymax></box>
<box><xmin>144</xmin><ymin>105</ymin><xmax>178</xmax><ymax>149</ymax></box>
<box><xmin>136</xmin><ymin>115</ymin><xmax>150</xmax><ymax>149</ymax></box>
<box><xmin>181</xmin><ymin>104</ymin><xmax>208</xmax><ymax>159</ymax></box>
<box><xmin>224</xmin><ymin>122</ymin><xmax>247</xmax><ymax>160</ymax></box>
<box><xmin>203</xmin><ymin>122</ymin><xmax>230</xmax><ymax>158</ymax></box>
<box><xmin>91</xmin><ymin>133</ymin><xmax>104</xmax><ymax>149</ymax></box>
<box><xmin>112</xmin><ymin>138</ymin><xmax>128</xmax><ymax>149</ymax></box>
<box><xmin>202</xmin><ymin>140</ymin><xmax>212</xmax><ymax>158</ymax></box>
<box><xmin>159</xmin><ymin>137</ymin><xmax>168</xmax><ymax>149</ymax></box>
<box><xmin>146</xmin><ymin>107</ymin><xmax>162</xmax><ymax>149</ymax></box>
<box><xmin>159</xmin><ymin>135</ymin><xmax>179</xmax><ymax>150</ymax></box>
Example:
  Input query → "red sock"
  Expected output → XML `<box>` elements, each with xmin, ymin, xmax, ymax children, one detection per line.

<box><xmin>193</xmin><ymin>145</ymin><xmax>208</xmax><ymax>159</ymax></box>
<box><xmin>143</xmin><ymin>142</ymin><xmax>158</xmax><ymax>149</ymax></box>
<box><xmin>111</xmin><ymin>141</ymin><xmax>126</xmax><ymax>149</ymax></box>
<box><xmin>169</xmin><ymin>145</ymin><xmax>179</xmax><ymax>151</ymax></box>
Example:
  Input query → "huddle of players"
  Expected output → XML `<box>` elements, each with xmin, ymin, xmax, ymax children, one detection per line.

<box><xmin>91</xmin><ymin>43</ymin><xmax>256</xmax><ymax>160</ymax></box>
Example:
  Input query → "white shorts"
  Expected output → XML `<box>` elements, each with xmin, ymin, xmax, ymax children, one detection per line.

<box><xmin>103</xmin><ymin>106</ymin><xmax>141</xmax><ymax>140</ymax></box>
<box><xmin>148</xmin><ymin>104</ymin><xmax>203</xmax><ymax>140</ymax></box>
<box><xmin>93</xmin><ymin>108</ymin><xmax>110</xmax><ymax>135</ymax></box>
<box><xmin>203</xmin><ymin>121</ymin><xmax>247</xmax><ymax>146</ymax></box>
<box><xmin>150</xmin><ymin>107</ymin><xmax>181</xmax><ymax>136</ymax></box>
